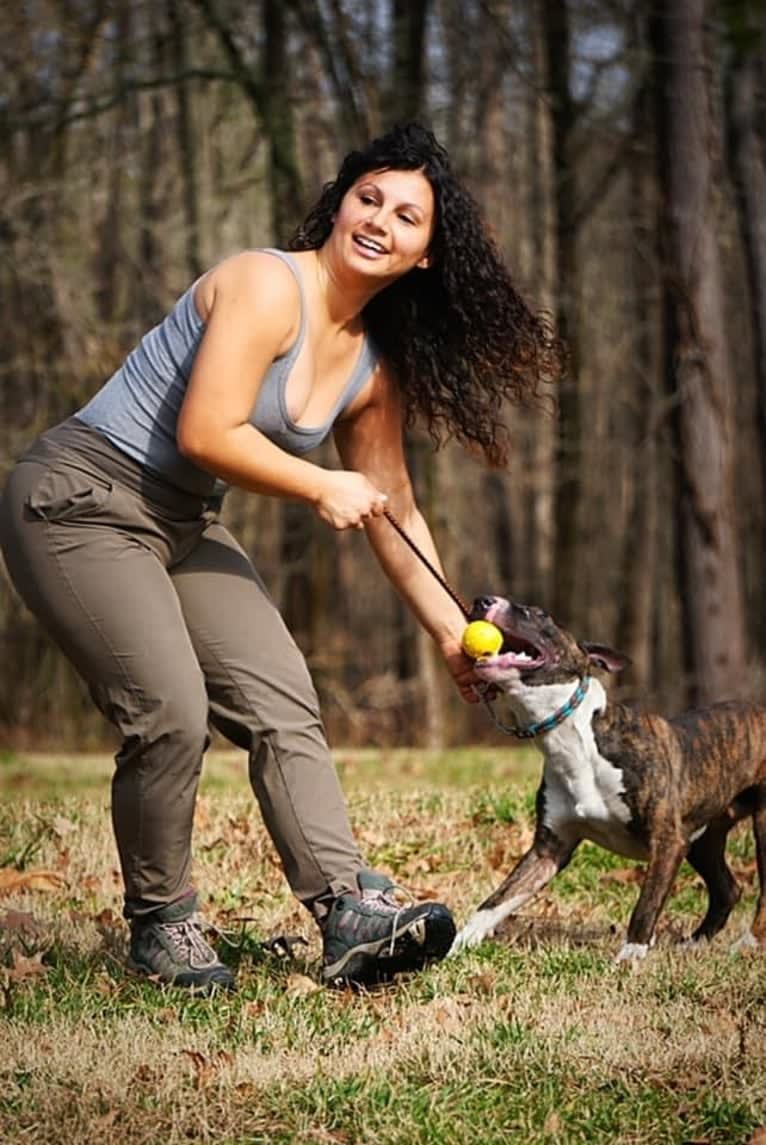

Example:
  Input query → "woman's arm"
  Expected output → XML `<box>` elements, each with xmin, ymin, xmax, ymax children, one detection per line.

<box><xmin>334</xmin><ymin>364</ymin><xmax>480</xmax><ymax>702</ymax></box>
<box><xmin>177</xmin><ymin>253</ymin><xmax>388</xmax><ymax>530</ymax></box>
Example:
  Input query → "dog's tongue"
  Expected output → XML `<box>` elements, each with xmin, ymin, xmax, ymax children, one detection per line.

<box><xmin>476</xmin><ymin>647</ymin><xmax>544</xmax><ymax>672</ymax></box>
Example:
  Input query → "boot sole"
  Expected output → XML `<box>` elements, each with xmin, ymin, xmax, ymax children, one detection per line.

<box><xmin>126</xmin><ymin>957</ymin><xmax>236</xmax><ymax>994</ymax></box>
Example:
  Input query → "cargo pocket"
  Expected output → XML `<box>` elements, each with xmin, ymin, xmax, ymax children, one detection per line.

<box><xmin>27</xmin><ymin>468</ymin><xmax>113</xmax><ymax>523</ymax></box>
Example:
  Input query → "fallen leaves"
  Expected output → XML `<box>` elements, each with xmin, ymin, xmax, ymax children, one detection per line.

<box><xmin>543</xmin><ymin>1111</ymin><xmax>561</xmax><ymax>1136</ymax></box>
<box><xmin>6</xmin><ymin>949</ymin><xmax>48</xmax><ymax>983</ymax></box>
<box><xmin>180</xmin><ymin>1048</ymin><xmax>234</xmax><ymax>1090</ymax></box>
<box><xmin>285</xmin><ymin>972</ymin><xmax>321</xmax><ymax>998</ymax></box>
<box><xmin>0</xmin><ymin>909</ymin><xmax>47</xmax><ymax>940</ymax></box>
<box><xmin>601</xmin><ymin>866</ymin><xmax>643</xmax><ymax>886</ymax></box>
<box><xmin>0</xmin><ymin>868</ymin><xmax>66</xmax><ymax>895</ymax></box>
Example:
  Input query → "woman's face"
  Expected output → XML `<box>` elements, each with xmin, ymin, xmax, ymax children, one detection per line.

<box><xmin>331</xmin><ymin>167</ymin><xmax>436</xmax><ymax>280</ymax></box>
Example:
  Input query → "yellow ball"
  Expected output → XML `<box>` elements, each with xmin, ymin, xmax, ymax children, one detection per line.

<box><xmin>461</xmin><ymin>620</ymin><xmax>503</xmax><ymax>659</ymax></box>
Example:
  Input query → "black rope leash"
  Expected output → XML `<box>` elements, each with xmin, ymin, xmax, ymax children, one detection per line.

<box><xmin>382</xmin><ymin>507</ymin><xmax>472</xmax><ymax>618</ymax></box>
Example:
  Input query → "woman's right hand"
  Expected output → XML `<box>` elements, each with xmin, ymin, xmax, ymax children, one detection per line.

<box><xmin>313</xmin><ymin>470</ymin><xmax>388</xmax><ymax>530</ymax></box>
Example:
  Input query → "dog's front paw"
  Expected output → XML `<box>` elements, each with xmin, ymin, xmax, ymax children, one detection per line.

<box><xmin>447</xmin><ymin>911</ymin><xmax>496</xmax><ymax>958</ymax></box>
<box><xmin>614</xmin><ymin>941</ymin><xmax>650</xmax><ymax>964</ymax></box>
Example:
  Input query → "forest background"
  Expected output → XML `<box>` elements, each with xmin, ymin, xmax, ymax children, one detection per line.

<box><xmin>1</xmin><ymin>0</ymin><xmax>765</xmax><ymax>751</ymax></box>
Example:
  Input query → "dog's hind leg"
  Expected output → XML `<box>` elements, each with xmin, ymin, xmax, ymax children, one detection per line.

<box><xmin>448</xmin><ymin>832</ymin><xmax>578</xmax><ymax>956</ymax></box>
<box><xmin>686</xmin><ymin>812</ymin><xmax>742</xmax><ymax>943</ymax></box>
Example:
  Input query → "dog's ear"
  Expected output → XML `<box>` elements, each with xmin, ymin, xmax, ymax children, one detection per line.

<box><xmin>580</xmin><ymin>642</ymin><xmax>631</xmax><ymax>673</ymax></box>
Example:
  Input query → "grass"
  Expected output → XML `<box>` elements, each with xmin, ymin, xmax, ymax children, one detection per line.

<box><xmin>0</xmin><ymin>746</ymin><xmax>765</xmax><ymax>1144</ymax></box>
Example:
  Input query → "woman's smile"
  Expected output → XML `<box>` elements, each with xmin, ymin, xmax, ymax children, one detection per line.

<box><xmin>352</xmin><ymin>233</ymin><xmax>389</xmax><ymax>258</ymax></box>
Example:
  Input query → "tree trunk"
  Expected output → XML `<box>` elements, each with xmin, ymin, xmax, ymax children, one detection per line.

<box><xmin>288</xmin><ymin>0</ymin><xmax>370</xmax><ymax>148</ymax></box>
<box><xmin>136</xmin><ymin>7</ymin><xmax>166</xmax><ymax>328</ymax></box>
<box><xmin>388</xmin><ymin>0</ymin><xmax>449</xmax><ymax>745</ymax></box>
<box><xmin>263</xmin><ymin>0</ymin><xmax>304</xmax><ymax>243</ymax></box>
<box><xmin>94</xmin><ymin>1</ymin><xmax>131</xmax><ymax>323</ymax></box>
<box><xmin>472</xmin><ymin>0</ymin><xmax>519</xmax><ymax>607</ymax></box>
<box><xmin>651</xmin><ymin>0</ymin><xmax>747</xmax><ymax>705</ymax></box>
<box><xmin>388</xmin><ymin>0</ymin><xmax>431</xmax><ymax>123</ymax></box>
<box><xmin>523</xmin><ymin>0</ymin><xmax>557</xmax><ymax>607</ymax></box>
<box><xmin>726</xmin><ymin>7</ymin><xmax>766</xmax><ymax>582</ymax></box>
<box><xmin>438</xmin><ymin>0</ymin><xmax>470</xmax><ymax>166</ymax></box>
<box><xmin>543</xmin><ymin>0</ymin><xmax>582</xmax><ymax>629</ymax></box>
<box><xmin>168</xmin><ymin>0</ymin><xmax>204</xmax><ymax>281</ymax></box>
<box><xmin>616</xmin><ymin>60</ymin><xmax>662</xmax><ymax>698</ymax></box>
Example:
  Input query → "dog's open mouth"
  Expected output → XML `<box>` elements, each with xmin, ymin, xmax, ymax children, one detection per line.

<box><xmin>476</xmin><ymin>630</ymin><xmax>547</xmax><ymax>672</ymax></box>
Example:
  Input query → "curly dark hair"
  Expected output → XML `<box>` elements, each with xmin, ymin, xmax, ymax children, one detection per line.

<box><xmin>289</xmin><ymin>122</ymin><xmax>564</xmax><ymax>467</ymax></box>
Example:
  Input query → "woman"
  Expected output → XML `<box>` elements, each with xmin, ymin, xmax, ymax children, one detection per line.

<box><xmin>0</xmin><ymin>123</ymin><xmax>561</xmax><ymax>992</ymax></box>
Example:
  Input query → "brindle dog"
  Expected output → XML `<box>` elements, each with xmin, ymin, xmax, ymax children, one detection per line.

<box><xmin>450</xmin><ymin>596</ymin><xmax>766</xmax><ymax>962</ymax></box>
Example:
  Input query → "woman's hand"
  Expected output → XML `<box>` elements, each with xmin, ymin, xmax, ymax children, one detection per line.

<box><xmin>437</xmin><ymin>637</ymin><xmax>487</xmax><ymax>704</ymax></box>
<box><xmin>313</xmin><ymin>470</ymin><xmax>389</xmax><ymax>531</ymax></box>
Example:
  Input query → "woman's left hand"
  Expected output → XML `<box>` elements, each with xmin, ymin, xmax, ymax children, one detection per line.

<box><xmin>437</xmin><ymin>639</ymin><xmax>486</xmax><ymax>704</ymax></box>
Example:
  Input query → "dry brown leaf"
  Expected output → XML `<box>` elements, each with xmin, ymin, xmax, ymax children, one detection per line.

<box><xmin>602</xmin><ymin>867</ymin><xmax>642</xmax><ymax>885</ymax></box>
<box><xmin>357</xmin><ymin>828</ymin><xmax>386</xmax><ymax>848</ymax></box>
<box><xmin>181</xmin><ymin>1048</ymin><xmax>234</xmax><ymax>1090</ymax></box>
<box><xmin>8</xmin><ymin>950</ymin><xmax>48</xmax><ymax>982</ymax></box>
<box><xmin>0</xmin><ymin>909</ymin><xmax>46</xmax><ymax>939</ymax></box>
<box><xmin>467</xmin><ymin>969</ymin><xmax>498</xmax><ymax>994</ymax></box>
<box><xmin>94</xmin><ymin>974</ymin><xmax>117</xmax><ymax>997</ymax></box>
<box><xmin>226</xmin><ymin>813</ymin><xmax>251</xmax><ymax>836</ymax></box>
<box><xmin>285</xmin><ymin>973</ymin><xmax>321</xmax><ymax>997</ymax></box>
<box><xmin>131</xmin><ymin>1064</ymin><xmax>159</xmax><ymax>1085</ymax></box>
<box><xmin>401</xmin><ymin>855</ymin><xmax>432</xmax><ymax>876</ymax></box>
<box><xmin>514</xmin><ymin>824</ymin><xmax>535</xmax><ymax>852</ymax></box>
<box><xmin>0</xmin><ymin>868</ymin><xmax>66</xmax><ymax>896</ymax></box>
<box><xmin>747</xmin><ymin>1129</ymin><xmax>766</xmax><ymax>1145</ymax></box>
<box><xmin>242</xmin><ymin>1000</ymin><xmax>266</xmax><ymax>1019</ymax></box>
<box><xmin>487</xmin><ymin>840</ymin><xmax>516</xmax><ymax>871</ymax></box>
<box><xmin>193</xmin><ymin>800</ymin><xmax>212</xmax><ymax>831</ymax></box>
<box><xmin>543</xmin><ymin>1111</ymin><xmax>561</xmax><ymax>1135</ymax></box>
<box><xmin>93</xmin><ymin>908</ymin><xmax>118</xmax><ymax>930</ymax></box>
<box><xmin>181</xmin><ymin>1049</ymin><xmax>209</xmax><ymax>1087</ymax></box>
<box><xmin>92</xmin><ymin>1110</ymin><xmax>119</xmax><ymax>1132</ymax></box>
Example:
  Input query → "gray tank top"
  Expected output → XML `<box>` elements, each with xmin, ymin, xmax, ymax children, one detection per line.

<box><xmin>76</xmin><ymin>249</ymin><xmax>378</xmax><ymax>497</ymax></box>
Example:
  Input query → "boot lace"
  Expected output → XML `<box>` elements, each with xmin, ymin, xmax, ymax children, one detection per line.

<box><xmin>159</xmin><ymin>915</ymin><xmax>219</xmax><ymax>969</ymax></box>
<box><xmin>362</xmin><ymin>883</ymin><xmax>416</xmax><ymax>958</ymax></box>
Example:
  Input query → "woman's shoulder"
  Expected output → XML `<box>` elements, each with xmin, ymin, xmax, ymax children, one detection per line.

<box><xmin>195</xmin><ymin>249</ymin><xmax>302</xmax><ymax>322</ymax></box>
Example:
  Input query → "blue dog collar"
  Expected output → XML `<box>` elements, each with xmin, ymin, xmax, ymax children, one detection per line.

<box><xmin>483</xmin><ymin>674</ymin><xmax>592</xmax><ymax>740</ymax></box>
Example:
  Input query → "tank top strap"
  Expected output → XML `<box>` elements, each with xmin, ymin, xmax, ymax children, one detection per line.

<box><xmin>258</xmin><ymin>248</ymin><xmax>308</xmax><ymax>367</ymax></box>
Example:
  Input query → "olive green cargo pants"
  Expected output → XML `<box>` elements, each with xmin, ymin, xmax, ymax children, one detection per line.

<box><xmin>0</xmin><ymin>419</ymin><xmax>363</xmax><ymax>917</ymax></box>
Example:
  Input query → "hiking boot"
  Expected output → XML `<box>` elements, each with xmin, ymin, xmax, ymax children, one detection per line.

<box><xmin>321</xmin><ymin>871</ymin><xmax>456</xmax><ymax>988</ymax></box>
<box><xmin>127</xmin><ymin>895</ymin><xmax>235</xmax><ymax>993</ymax></box>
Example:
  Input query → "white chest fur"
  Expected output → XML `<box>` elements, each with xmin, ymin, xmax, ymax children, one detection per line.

<box><xmin>521</xmin><ymin>680</ymin><xmax>649</xmax><ymax>860</ymax></box>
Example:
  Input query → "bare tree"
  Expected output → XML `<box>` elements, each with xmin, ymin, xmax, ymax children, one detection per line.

<box><xmin>192</xmin><ymin>0</ymin><xmax>304</xmax><ymax>243</ymax></box>
<box><xmin>725</xmin><ymin>2</ymin><xmax>766</xmax><ymax>542</ymax></box>
<box><xmin>651</xmin><ymin>0</ymin><xmax>747</xmax><ymax>704</ymax></box>
<box><xmin>388</xmin><ymin>0</ymin><xmax>432</xmax><ymax>123</ymax></box>
<box><xmin>168</xmin><ymin>0</ymin><xmax>205</xmax><ymax>280</ymax></box>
